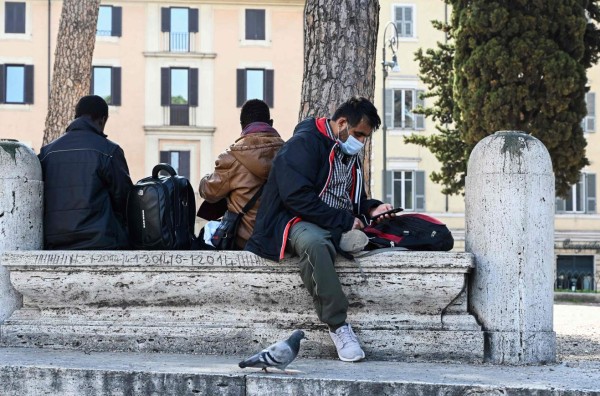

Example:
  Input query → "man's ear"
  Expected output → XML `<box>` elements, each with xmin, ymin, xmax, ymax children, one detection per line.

<box><xmin>99</xmin><ymin>116</ymin><xmax>108</xmax><ymax>131</ymax></box>
<box><xmin>268</xmin><ymin>119</ymin><xmax>273</xmax><ymax>126</ymax></box>
<box><xmin>337</xmin><ymin>117</ymin><xmax>348</xmax><ymax>130</ymax></box>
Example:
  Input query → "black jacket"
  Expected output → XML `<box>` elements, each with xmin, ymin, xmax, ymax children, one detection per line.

<box><xmin>39</xmin><ymin>117</ymin><xmax>133</xmax><ymax>249</ymax></box>
<box><xmin>245</xmin><ymin>117</ymin><xmax>382</xmax><ymax>261</ymax></box>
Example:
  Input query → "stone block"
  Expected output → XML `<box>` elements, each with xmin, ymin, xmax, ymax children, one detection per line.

<box><xmin>0</xmin><ymin>139</ymin><xmax>43</xmax><ymax>323</ymax></box>
<box><xmin>0</xmin><ymin>250</ymin><xmax>483</xmax><ymax>362</ymax></box>
<box><xmin>466</xmin><ymin>131</ymin><xmax>556</xmax><ymax>364</ymax></box>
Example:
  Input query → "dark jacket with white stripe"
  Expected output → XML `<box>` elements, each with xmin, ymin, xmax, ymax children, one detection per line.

<box><xmin>245</xmin><ymin>117</ymin><xmax>383</xmax><ymax>261</ymax></box>
<box><xmin>39</xmin><ymin>117</ymin><xmax>133</xmax><ymax>250</ymax></box>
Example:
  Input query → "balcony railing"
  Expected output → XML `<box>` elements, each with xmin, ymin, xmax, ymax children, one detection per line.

<box><xmin>162</xmin><ymin>32</ymin><xmax>196</xmax><ymax>53</ymax></box>
<box><xmin>163</xmin><ymin>105</ymin><xmax>196</xmax><ymax>126</ymax></box>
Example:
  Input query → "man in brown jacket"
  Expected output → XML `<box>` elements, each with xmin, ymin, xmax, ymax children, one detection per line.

<box><xmin>198</xmin><ymin>99</ymin><xmax>284</xmax><ymax>249</ymax></box>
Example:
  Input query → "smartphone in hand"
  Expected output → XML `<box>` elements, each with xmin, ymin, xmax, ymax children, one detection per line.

<box><xmin>371</xmin><ymin>207</ymin><xmax>403</xmax><ymax>221</ymax></box>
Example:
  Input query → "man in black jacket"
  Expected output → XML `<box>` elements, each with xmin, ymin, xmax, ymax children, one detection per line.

<box><xmin>246</xmin><ymin>96</ymin><xmax>394</xmax><ymax>362</ymax></box>
<box><xmin>39</xmin><ymin>95</ymin><xmax>133</xmax><ymax>250</ymax></box>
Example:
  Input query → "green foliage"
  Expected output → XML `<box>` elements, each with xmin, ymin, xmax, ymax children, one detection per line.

<box><xmin>407</xmin><ymin>0</ymin><xmax>600</xmax><ymax>197</ymax></box>
<box><xmin>171</xmin><ymin>95</ymin><xmax>188</xmax><ymax>105</ymax></box>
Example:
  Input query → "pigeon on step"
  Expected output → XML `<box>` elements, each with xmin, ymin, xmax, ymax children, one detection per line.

<box><xmin>238</xmin><ymin>330</ymin><xmax>305</xmax><ymax>373</ymax></box>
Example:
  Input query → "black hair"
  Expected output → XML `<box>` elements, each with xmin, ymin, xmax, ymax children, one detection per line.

<box><xmin>74</xmin><ymin>95</ymin><xmax>109</xmax><ymax>121</ymax></box>
<box><xmin>332</xmin><ymin>96</ymin><xmax>381</xmax><ymax>130</ymax></box>
<box><xmin>240</xmin><ymin>99</ymin><xmax>271</xmax><ymax>128</ymax></box>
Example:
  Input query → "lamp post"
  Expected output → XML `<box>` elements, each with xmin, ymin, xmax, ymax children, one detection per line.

<box><xmin>381</xmin><ymin>21</ymin><xmax>399</xmax><ymax>200</ymax></box>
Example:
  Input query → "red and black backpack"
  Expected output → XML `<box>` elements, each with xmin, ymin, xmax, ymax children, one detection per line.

<box><xmin>363</xmin><ymin>213</ymin><xmax>454</xmax><ymax>251</ymax></box>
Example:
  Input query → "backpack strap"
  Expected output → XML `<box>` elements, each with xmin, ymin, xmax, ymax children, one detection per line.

<box><xmin>240</xmin><ymin>184</ymin><xmax>265</xmax><ymax>215</ymax></box>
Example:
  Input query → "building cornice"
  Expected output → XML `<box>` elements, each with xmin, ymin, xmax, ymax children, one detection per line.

<box><xmin>144</xmin><ymin>126</ymin><xmax>216</xmax><ymax>137</ymax></box>
<box><xmin>143</xmin><ymin>52</ymin><xmax>217</xmax><ymax>60</ymax></box>
<box><xmin>36</xmin><ymin>0</ymin><xmax>305</xmax><ymax>6</ymax></box>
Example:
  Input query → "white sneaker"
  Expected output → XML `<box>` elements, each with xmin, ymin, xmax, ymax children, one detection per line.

<box><xmin>329</xmin><ymin>323</ymin><xmax>365</xmax><ymax>362</ymax></box>
<box><xmin>339</xmin><ymin>230</ymin><xmax>369</xmax><ymax>253</ymax></box>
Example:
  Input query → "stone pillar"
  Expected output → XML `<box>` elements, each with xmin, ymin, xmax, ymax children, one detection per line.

<box><xmin>466</xmin><ymin>131</ymin><xmax>556</xmax><ymax>364</ymax></box>
<box><xmin>0</xmin><ymin>139</ymin><xmax>43</xmax><ymax>322</ymax></box>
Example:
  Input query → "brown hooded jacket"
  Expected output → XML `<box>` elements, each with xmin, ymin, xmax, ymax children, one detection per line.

<box><xmin>199</xmin><ymin>131</ymin><xmax>284</xmax><ymax>249</ymax></box>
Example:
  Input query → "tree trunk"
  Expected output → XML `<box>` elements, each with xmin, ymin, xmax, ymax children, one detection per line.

<box><xmin>43</xmin><ymin>0</ymin><xmax>100</xmax><ymax>145</ymax></box>
<box><xmin>299</xmin><ymin>0</ymin><xmax>380</xmax><ymax>198</ymax></box>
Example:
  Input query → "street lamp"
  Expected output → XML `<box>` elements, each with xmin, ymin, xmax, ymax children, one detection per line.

<box><xmin>381</xmin><ymin>21</ymin><xmax>400</xmax><ymax>200</ymax></box>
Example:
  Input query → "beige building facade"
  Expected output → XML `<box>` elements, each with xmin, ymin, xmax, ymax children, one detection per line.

<box><xmin>0</xmin><ymin>0</ymin><xmax>304</xmax><ymax>185</ymax></box>
<box><xmin>0</xmin><ymin>0</ymin><xmax>597</xmax><ymax>291</ymax></box>
<box><xmin>376</xmin><ymin>0</ymin><xmax>600</xmax><ymax>292</ymax></box>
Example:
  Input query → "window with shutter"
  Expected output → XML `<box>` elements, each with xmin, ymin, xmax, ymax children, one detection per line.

<box><xmin>170</xmin><ymin>68</ymin><xmax>189</xmax><ymax>125</ymax></box>
<box><xmin>390</xmin><ymin>89</ymin><xmax>423</xmax><ymax>130</ymax></box>
<box><xmin>5</xmin><ymin>2</ymin><xmax>25</xmax><ymax>34</ymax></box>
<box><xmin>236</xmin><ymin>69</ymin><xmax>274</xmax><ymax>108</ymax></box>
<box><xmin>170</xmin><ymin>8</ymin><xmax>189</xmax><ymax>52</ymax></box>
<box><xmin>2</xmin><ymin>64</ymin><xmax>33</xmax><ymax>104</ymax></box>
<box><xmin>92</xmin><ymin>66</ymin><xmax>121</xmax><ymax>106</ymax></box>
<box><xmin>391</xmin><ymin>170</ymin><xmax>425</xmax><ymax>211</ymax></box>
<box><xmin>96</xmin><ymin>6</ymin><xmax>122</xmax><ymax>37</ymax></box>
<box><xmin>160</xmin><ymin>150</ymin><xmax>191</xmax><ymax>179</ymax></box>
<box><xmin>583</xmin><ymin>92</ymin><xmax>595</xmax><ymax>133</ymax></box>
<box><xmin>246</xmin><ymin>9</ymin><xmax>266</xmax><ymax>40</ymax></box>
<box><xmin>394</xmin><ymin>5</ymin><xmax>415</xmax><ymax>38</ymax></box>
<box><xmin>161</xmin><ymin>7</ymin><xmax>198</xmax><ymax>52</ymax></box>
<box><xmin>556</xmin><ymin>173</ymin><xmax>596</xmax><ymax>214</ymax></box>
<box><xmin>586</xmin><ymin>173</ymin><xmax>596</xmax><ymax>213</ymax></box>
<box><xmin>160</xmin><ymin>67</ymin><xmax>197</xmax><ymax>125</ymax></box>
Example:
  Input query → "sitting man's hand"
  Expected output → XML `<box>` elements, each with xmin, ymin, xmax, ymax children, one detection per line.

<box><xmin>352</xmin><ymin>217</ymin><xmax>365</xmax><ymax>230</ymax></box>
<box><xmin>369</xmin><ymin>203</ymin><xmax>394</xmax><ymax>222</ymax></box>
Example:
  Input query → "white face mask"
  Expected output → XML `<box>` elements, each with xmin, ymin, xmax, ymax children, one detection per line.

<box><xmin>338</xmin><ymin>129</ymin><xmax>364</xmax><ymax>155</ymax></box>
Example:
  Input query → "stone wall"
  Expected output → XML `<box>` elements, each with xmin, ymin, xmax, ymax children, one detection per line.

<box><xmin>0</xmin><ymin>250</ymin><xmax>483</xmax><ymax>362</ymax></box>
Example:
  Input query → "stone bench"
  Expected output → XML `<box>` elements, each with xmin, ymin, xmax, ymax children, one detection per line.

<box><xmin>0</xmin><ymin>250</ymin><xmax>483</xmax><ymax>362</ymax></box>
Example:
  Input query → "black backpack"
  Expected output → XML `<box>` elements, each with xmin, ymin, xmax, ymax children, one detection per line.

<box><xmin>363</xmin><ymin>213</ymin><xmax>454</xmax><ymax>251</ymax></box>
<box><xmin>127</xmin><ymin>164</ymin><xmax>196</xmax><ymax>249</ymax></box>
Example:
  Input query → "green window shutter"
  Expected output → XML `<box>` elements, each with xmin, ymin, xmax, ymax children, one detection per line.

<box><xmin>555</xmin><ymin>197</ymin><xmax>566</xmax><ymax>213</ymax></box>
<box><xmin>404</xmin><ymin>7</ymin><xmax>413</xmax><ymax>37</ymax></box>
<box><xmin>587</xmin><ymin>92</ymin><xmax>595</xmax><ymax>132</ymax></box>
<box><xmin>385</xmin><ymin>89</ymin><xmax>393</xmax><ymax>129</ymax></box>
<box><xmin>415</xmin><ymin>89</ymin><xmax>425</xmax><ymax>130</ymax></box>
<box><xmin>384</xmin><ymin>170</ymin><xmax>393</xmax><ymax>204</ymax></box>
<box><xmin>415</xmin><ymin>170</ymin><xmax>426</xmax><ymax>211</ymax></box>
<box><xmin>586</xmin><ymin>173</ymin><xmax>596</xmax><ymax>213</ymax></box>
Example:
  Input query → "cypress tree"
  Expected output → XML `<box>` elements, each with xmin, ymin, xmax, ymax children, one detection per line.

<box><xmin>407</xmin><ymin>0</ymin><xmax>600</xmax><ymax>197</ymax></box>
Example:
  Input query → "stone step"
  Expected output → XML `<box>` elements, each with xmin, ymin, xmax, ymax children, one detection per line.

<box><xmin>0</xmin><ymin>250</ymin><xmax>483</xmax><ymax>362</ymax></box>
<box><xmin>0</xmin><ymin>347</ymin><xmax>598</xmax><ymax>396</ymax></box>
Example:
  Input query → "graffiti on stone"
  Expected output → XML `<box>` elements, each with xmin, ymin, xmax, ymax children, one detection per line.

<box><xmin>14</xmin><ymin>251</ymin><xmax>267</xmax><ymax>268</ymax></box>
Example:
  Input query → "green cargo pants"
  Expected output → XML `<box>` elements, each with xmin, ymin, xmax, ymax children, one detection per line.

<box><xmin>288</xmin><ymin>221</ymin><xmax>348</xmax><ymax>328</ymax></box>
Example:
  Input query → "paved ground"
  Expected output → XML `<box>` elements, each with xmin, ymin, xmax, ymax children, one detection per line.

<box><xmin>0</xmin><ymin>302</ymin><xmax>599</xmax><ymax>395</ymax></box>
<box><xmin>555</xmin><ymin>302</ymin><xmax>600</xmax><ymax>363</ymax></box>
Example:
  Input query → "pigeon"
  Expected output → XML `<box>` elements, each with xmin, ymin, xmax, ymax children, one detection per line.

<box><xmin>238</xmin><ymin>330</ymin><xmax>305</xmax><ymax>373</ymax></box>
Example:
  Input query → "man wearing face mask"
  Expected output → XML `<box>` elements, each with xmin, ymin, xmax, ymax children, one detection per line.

<box><xmin>246</xmin><ymin>96</ymin><xmax>393</xmax><ymax>362</ymax></box>
<box><xmin>39</xmin><ymin>95</ymin><xmax>133</xmax><ymax>250</ymax></box>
